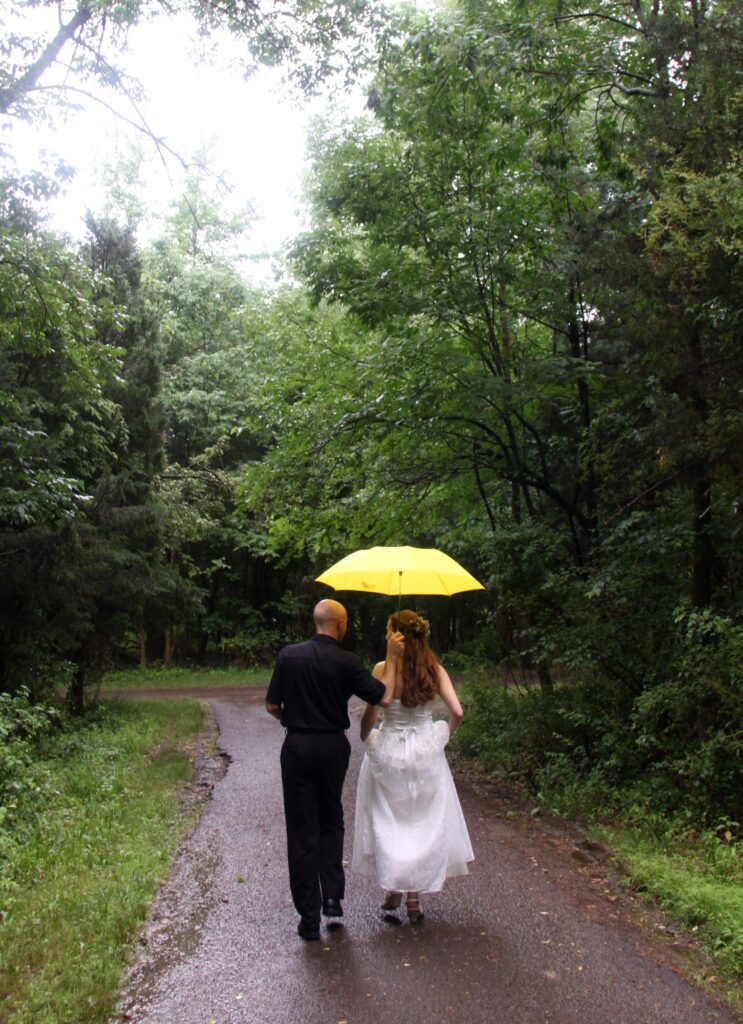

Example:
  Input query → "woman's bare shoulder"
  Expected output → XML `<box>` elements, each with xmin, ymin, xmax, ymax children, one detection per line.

<box><xmin>436</xmin><ymin>660</ymin><xmax>454</xmax><ymax>685</ymax></box>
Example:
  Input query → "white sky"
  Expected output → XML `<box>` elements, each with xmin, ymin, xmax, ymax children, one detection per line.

<box><xmin>5</xmin><ymin>11</ymin><xmax>372</xmax><ymax>283</ymax></box>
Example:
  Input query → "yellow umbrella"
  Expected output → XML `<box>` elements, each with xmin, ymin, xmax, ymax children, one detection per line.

<box><xmin>315</xmin><ymin>545</ymin><xmax>485</xmax><ymax>600</ymax></box>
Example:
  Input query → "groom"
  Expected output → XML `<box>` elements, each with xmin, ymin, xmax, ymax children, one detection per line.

<box><xmin>266</xmin><ymin>599</ymin><xmax>402</xmax><ymax>940</ymax></box>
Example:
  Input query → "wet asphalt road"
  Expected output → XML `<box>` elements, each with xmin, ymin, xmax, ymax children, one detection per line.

<box><xmin>115</xmin><ymin>689</ymin><xmax>740</xmax><ymax>1024</ymax></box>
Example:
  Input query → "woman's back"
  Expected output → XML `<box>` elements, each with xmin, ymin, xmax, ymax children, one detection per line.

<box><xmin>381</xmin><ymin>698</ymin><xmax>434</xmax><ymax>731</ymax></box>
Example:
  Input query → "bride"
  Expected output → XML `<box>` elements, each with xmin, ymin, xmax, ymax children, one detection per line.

<box><xmin>351</xmin><ymin>609</ymin><xmax>474</xmax><ymax>922</ymax></box>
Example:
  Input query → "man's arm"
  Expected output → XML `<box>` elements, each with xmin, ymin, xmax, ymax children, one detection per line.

<box><xmin>360</xmin><ymin>702</ymin><xmax>380</xmax><ymax>740</ymax></box>
<box><xmin>266</xmin><ymin>658</ymin><xmax>283</xmax><ymax>720</ymax></box>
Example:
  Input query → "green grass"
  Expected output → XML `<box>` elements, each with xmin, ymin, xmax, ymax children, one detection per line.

<box><xmin>0</xmin><ymin>699</ymin><xmax>207</xmax><ymax>1024</ymax></box>
<box><xmin>101</xmin><ymin>664</ymin><xmax>271</xmax><ymax>690</ymax></box>
<box><xmin>592</xmin><ymin>821</ymin><xmax>743</xmax><ymax>1003</ymax></box>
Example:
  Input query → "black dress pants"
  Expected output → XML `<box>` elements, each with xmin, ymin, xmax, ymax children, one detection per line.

<box><xmin>280</xmin><ymin>730</ymin><xmax>351</xmax><ymax>923</ymax></box>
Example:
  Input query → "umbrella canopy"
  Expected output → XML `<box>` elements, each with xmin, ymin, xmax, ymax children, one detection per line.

<box><xmin>315</xmin><ymin>545</ymin><xmax>485</xmax><ymax>598</ymax></box>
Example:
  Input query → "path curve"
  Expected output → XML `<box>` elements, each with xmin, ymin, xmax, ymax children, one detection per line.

<box><xmin>114</xmin><ymin>689</ymin><xmax>740</xmax><ymax>1024</ymax></box>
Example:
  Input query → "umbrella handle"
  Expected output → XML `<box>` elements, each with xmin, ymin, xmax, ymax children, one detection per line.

<box><xmin>397</xmin><ymin>571</ymin><xmax>402</xmax><ymax>623</ymax></box>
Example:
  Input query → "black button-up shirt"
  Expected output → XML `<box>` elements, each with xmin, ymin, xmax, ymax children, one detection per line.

<box><xmin>266</xmin><ymin>634</ymin><xmax>386</xmax><ymax>731</ymax></box>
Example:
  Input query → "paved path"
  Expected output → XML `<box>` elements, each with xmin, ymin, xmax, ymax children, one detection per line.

<box><xmin>116</xmin><ymin>689</ymin><xmax>740</xmax><ymax>1024</ymax></box>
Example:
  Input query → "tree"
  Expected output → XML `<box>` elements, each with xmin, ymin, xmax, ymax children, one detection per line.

<box><xmin>287</xmin><ymin>7</ymin><xmax>618</xmax><ymax>679</ymax></box>
<box><xmin>272</xmin><ymin>0</ymin><xmax>743</xmax><ymax>818</ymax></box>
<box><xmin>57</xmin><ymin>214</ymin><xmax>177</xmax><ymax>710</ymax></box>
<box><xmin>0</xmin><ymin>186</ymin><xmax>124</xmax><ymax>697</ymax></box>
<box><xmin>137</xmin><ymin>173</ymin><xmax>298</xmax><ymax>665</ymax></box>
<box><xmin>0</xmin><ymin>0</ymin><xmax>393</xmax><ymax>696</ymax></box>
<box><xmin>1</xmin><ymin>0</ymin><xmax>382</xmax><ymax>130</ymax></box>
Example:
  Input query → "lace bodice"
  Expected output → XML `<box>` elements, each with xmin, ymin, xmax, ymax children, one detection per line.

<box><xmin>380</xmin><ymin>699</ymin><xmax>434</xmax><ymax>732</ymax></box>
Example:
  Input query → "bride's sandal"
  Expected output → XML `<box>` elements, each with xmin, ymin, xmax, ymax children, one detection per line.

<box><xmin>405</xmin><ymin>894</ymin><xmax>424</xmax><ymax>924</ymax></box>
<box><xmin>381</xmin><ymin>891</ymin><xmax>402</xmax><ymax>911</ymax></box>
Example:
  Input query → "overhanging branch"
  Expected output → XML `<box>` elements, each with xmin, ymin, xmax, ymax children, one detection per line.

<box><xmin>0</xmin><ymin>5</ymin><xmax>93</xmax><ymax>115</ymax></box>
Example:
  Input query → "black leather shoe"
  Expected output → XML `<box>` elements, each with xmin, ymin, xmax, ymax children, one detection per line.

<box><xmin>297</xmin><ymin>918</ymin><xmax>320</xmax><ymax>941</ymax></box>
<box><xmin>322</xmin><ymin>898</ymin><xmax>343</xmax><ymax>918</ymax></box>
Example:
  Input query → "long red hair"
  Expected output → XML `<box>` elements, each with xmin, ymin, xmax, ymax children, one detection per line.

<box><xmin>390</xmin><ymin>609</ymin><xmax>440</xmax><ymax>707</ymax></box>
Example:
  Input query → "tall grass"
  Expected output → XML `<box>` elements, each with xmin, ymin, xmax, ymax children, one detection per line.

<box><xmin>102</xmin><ymin>665</ymin><xmax>270</xmax><ymax>690</ymax></box>
<box><xmin>0</xmin><ymin>699</ymin><xmax>206</xmax><ymax>1024</ymax></box>
<box><xmin>594</xmin><ymin>821</ymin><xmax>743</xmax><ymax>997</ymax></box>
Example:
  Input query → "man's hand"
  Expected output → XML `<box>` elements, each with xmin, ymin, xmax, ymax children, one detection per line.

<box><xmin>386</xmin><ymin>631</ymin><xmax>405</xmax><ymax>659</ymax></box>
<box><xmin>379</xmin><ymin>631</ymin><xmax>404</xmax><ymax>705</ymax></box>
<box><xmin>266</xmin><ymin>702</ymin><xmax>282</xmax><ymax>720</ymax></box>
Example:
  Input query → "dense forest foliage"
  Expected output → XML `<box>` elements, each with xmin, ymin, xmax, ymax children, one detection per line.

<box><xmin>1</xmin><ymin>0</ymin><xmax>742</xmax><ymax>827</ymax></box>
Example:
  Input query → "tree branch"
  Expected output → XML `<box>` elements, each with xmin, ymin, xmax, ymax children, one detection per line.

<box><xmin>32</xmin><ymin>83</ymin><xmax>189</xmax><ymax>172</ymax></box>
<box><xmin>553</xmin><ymin>10</ymin><xmax>641</xmax><ymax>32</ymax></box>
<box><xmin>0</xmin><ymin>5</ymin><xmax>93</xmax><ymax>115</ymax></box>
<box><xmin>609</xmin><ymin>74</ymin><xmax>660</xmax><ymax>97</ymax></box>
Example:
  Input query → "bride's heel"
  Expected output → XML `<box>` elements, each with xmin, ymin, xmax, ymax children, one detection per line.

<box><xmin>381</xmin><ymin>891</ymin><xmax>402</xmax><ymax>910</ymax></box>
<box><xmin>405</xmin><ymin>893</ymin><xmax>423</xmax><ymax>924</ymax></box>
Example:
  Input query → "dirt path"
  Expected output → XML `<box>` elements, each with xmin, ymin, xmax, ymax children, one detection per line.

<box><xmin>114</xmin><ymin>689</ymin><xmax>740</xmax><ymax>1024</ymax></box>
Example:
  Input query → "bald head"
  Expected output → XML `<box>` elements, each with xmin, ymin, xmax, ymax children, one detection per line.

<box><xmin>314</xmin><ymin>599</ymin><xmax>348</xmax><ymax>640</ymax></box>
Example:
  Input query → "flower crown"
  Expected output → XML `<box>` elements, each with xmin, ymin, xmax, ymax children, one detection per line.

<box><xmin>396</xmin><ymin>614</ymin><xmax>431</xmax><ymax>639</ymax></box>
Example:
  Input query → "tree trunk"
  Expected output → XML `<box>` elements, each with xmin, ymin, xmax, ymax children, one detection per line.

<box><xmin>164</xmin><ymin>546</ymin><xmax>177</xmax><ymax>665</ymax></box>
<box><xmin>511</xmin><ymin>480</ymin><xmax>521</xmax><ymax>525</ymax></box>
<box><xmin>67</xmin><ymin>660</ymin><xmax>86</xmax><ymax>716</ymax></box>
<box><xmin>199</xmin><ymin>570</ymin><xmax>221</xmax><ymax>663</ymax></box>
<box><xmin>691</xmin><ymin>475</ymin><xmax>713</xmax><ymax>608</ymax></box>
<box><xmin>568</xmin><ymin>285</ymin><xmax>598</xmax><ymax>551</ymax></box>
<box><xmin>688</xmin><ymin>328</ymin><xmax>713</xmax><ymax>609</ymax></box>
<box><xmin>537</xmin><ymin>664</ymin><xmax>554</xmax><ymax>692</ymax></box>
<box><xmin>164</xmin><ymin>623</ymin><xmax>174</xmax><ymax>666</ymax></box>
<box><xmin>139</xmin><ymin>628</ymin><xmax>147</xmax><ymax>668</ymax></box>
<box><xmin>197</xmin><ymin>629</ymin><xmax>208</xmax><ymax>663</ymax></box>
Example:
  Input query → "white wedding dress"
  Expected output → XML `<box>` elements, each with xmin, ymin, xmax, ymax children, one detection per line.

<box><xmin>351</xmin><ymin>699</ymin><xmax>474</xmax><ymax>893</ymax></box>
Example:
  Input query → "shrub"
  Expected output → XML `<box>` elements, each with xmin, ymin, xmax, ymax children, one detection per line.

<box><xmin>454</xmin><ymin>607</ymin><xmax>743</xmax><ymax>831</ymax></box>
<box><xmin>0</xmin><ymin>688</ymin><xmax>62</xmax><ymax>869</ymax></box>
<box><xmin>631</xmin><ymin>607</ymin><xmax>743</xmax><ymax>824</ymax></box>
